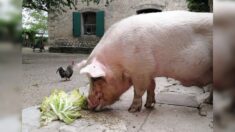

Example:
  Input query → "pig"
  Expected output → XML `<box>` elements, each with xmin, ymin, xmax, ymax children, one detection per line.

<box><xmin>77</xmin><ymin>11</ymin><xmax>213</xmax><ymax>112</ymax></box>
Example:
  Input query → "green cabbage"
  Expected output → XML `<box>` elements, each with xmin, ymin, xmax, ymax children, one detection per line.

<box><xmin>40</xmin><ymin>89</ymin><xmax>87</xmax><ymax>126</ymax></box>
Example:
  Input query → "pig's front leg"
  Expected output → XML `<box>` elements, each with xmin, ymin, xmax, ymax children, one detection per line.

<box><xmin>128</xmin><ymin>77</ymin><xmax>149</xmax><ymax>112</ymax></box>
<box><xmin>144</xmin><ymin>79</ymin><xmax>156</xmax><ymax>108</ymax></box>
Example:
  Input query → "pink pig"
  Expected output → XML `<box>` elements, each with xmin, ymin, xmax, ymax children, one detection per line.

<box><xmin>77</xmin><ymin>11</ymin><xmax>213</xmax><ymax>112</ymax></box>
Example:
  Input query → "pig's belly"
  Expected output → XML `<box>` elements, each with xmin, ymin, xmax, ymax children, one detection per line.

<box><xmin>159</xmin><ymin>64</ymin><xmax>212</xmax><ymax>87</ymax></box>
<box><xmin>154</xmin><ymin>48</ymin><xmax>212</xmax><ymax>86</ymax></box>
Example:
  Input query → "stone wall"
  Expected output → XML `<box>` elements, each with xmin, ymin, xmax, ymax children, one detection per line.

<box><xmin>48</xmin><ymin>0</ymin><xmax>188</xmax><ymax>47</ymax></box>
<box><xmin>53</xmin><ymin>36</ymin><xmax>100</xmax><ymax>48</ymax></box>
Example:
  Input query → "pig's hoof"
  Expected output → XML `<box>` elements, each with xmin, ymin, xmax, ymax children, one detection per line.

<box><xmin>204</xmin><ymin>96</ymin><xmax>213</xmax><ymax>104</ymax></box>
<box><xmin>145</xmin><ymin>99</ymin><xmax>156</xmax><ymax>109</ymax></box>
<box><xmin>128</xmin><ymin>105</ymin><xmax>141</xmax><ymax>113</ymax></box>
<box><xmin>144</xmin><ymin>102</ymin><xmax>155</xmax><ymax>109</ymax></box>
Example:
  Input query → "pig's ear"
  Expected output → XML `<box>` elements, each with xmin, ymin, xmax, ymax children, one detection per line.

<box><xmin>80</xmin><ymin>60</ymin><xmax>106</xmax><ymax>77</ymax></box>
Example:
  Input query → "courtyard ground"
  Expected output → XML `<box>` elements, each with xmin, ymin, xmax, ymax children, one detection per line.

<box><xmin>22</xmin><ymin>47</ymin><xmax>213</xmax><ymax>132</ymax></box>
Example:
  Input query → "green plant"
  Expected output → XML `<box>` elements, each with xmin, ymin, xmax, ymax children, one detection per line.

<box><xmin>40</xmin><ymin>89</ymin><xmax>87</xmax><ymax>126</ymax></box>
<box><xmin>186</xmin><ymin>0</ymin><xmax>210</xmax><ymax>12</ymax></box>
<box><xmin>23</xmin><ymin>0</ymin><xmax>113</xmax><ymax>13</ymax></box>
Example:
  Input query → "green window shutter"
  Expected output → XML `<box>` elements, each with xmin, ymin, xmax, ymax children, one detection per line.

<box><xmin>96</xmin><ymin>11</ymin><xmax>105</xmax><ymax>37</ymax></box>
<box><xmin>73</xmin><ymin>12</ymin><xmax>81</xmax><ymax>37</ymax></box>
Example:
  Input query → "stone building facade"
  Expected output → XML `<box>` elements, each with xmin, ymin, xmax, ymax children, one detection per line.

<box><xmin>48</xmin><ymin>0</ymin><xmax>188</xmax><ymax>49</ymax></box>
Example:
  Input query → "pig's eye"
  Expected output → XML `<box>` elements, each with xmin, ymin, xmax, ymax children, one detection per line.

<box><xmin>91</xmin><ymin>77</ymin><xmax>103</xmax><ymax>82</ymax></box>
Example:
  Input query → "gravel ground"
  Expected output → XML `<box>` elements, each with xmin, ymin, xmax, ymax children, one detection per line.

<box><xmin>22</xmin><ymin>47</ymin><xmax>89</xmax><ymax>108</ymax></box>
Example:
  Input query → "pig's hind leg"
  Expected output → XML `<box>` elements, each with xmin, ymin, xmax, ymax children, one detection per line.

<box><xmin>144</xmin><ymin>79</ymin><xmax>156</xmax><ymax>109</ymax></box>
<box><xmin>128</xmin><ymin>77</ymin><xmax>151</xmax><ymax>112</ymax></box>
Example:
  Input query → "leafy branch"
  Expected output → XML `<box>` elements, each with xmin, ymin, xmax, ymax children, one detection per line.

<box><xmin>22</xmin><ymin>0</ymin><xmax>113</xmax><ymax>13</ymax></box>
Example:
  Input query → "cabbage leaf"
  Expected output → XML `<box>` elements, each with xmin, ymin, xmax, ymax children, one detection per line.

<box><xmin>40</xmin><ymin>89</ymin><xmax>87</xmax><ymax>126</ymax></box>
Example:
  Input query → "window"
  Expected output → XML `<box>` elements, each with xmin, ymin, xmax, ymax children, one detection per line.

<box><xmin>82</xmin><ymin>12</ymin><xmax>96</xmax><ymax>35</ymax></box>
<box><xmin>137</xmin><ymin>9</ymin><xmax>161</xmax><ymax>14</ymax></box>
<box><xmin>73</xmin><ymin>11</ymin><xmax>104</xmax><ymax>37</ymax></box>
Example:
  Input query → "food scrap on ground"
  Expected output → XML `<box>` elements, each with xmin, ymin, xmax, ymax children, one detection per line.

<box><xmin>40</xmin><ymin>89</ymin><xmax>87</xmax><ymax>126</ymax></box>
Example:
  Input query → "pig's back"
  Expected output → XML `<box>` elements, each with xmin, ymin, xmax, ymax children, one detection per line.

<box><xmin>92</xmin><ymin>11</ymin><xmax>212</xmax><ymax>56</ymax></box>
<box><xmin>92</xmin><ymin>11</ymin><xmax>213</xmax><ymax>86</ymax></box>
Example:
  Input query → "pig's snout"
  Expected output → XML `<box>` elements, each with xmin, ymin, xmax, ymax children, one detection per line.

<box><xmin>87</xmin><ymin>92</ymin><xmax>103</xmax><ymax>111</ymax></box>
<box><xmin>87</xmin><ymin>96</ymin><xmax>98</xmax><ymax>110</ymax></box>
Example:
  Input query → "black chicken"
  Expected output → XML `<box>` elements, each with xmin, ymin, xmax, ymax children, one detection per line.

<box><xmin>56</xmin><ymin>61</ymin><xmax>74</xmax><ymax>80</ymax></box>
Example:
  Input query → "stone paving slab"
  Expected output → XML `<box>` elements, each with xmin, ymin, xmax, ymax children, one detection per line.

<box><xmin>22</xmin><ymin>86</ymin><xmax>213</xmax><ymax>132</ymax></box>
<box><xmin>155</xmin><ymin>77</ymin><xmax>210</xmax><ymax>108</ymax></box>
<box><xmin>140</xmin><ymin>104</ymin><xmax>213</xmax><ymax>132</ymax></box>
<box><xmin>22</xmin><ymin>106</ymin><xmax>128</xmax><ymax>132</ymax></box>
<box><xmin>22</xmin><ymin>104</ymin><xmax>213</xmax><ymax>132</ymax></box>
<box><xmin>0</xmin><ymin>115</ymin><xmax>21</xmax><ymax>132</ymax></box>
